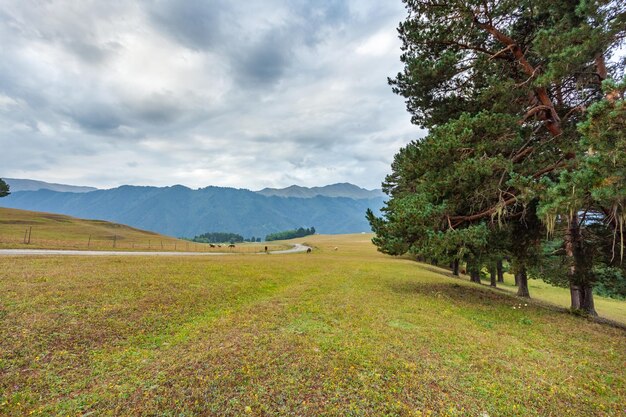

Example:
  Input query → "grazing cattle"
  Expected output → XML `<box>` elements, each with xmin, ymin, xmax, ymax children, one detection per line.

<box><xmin>209</xmin><ymin>244</ymin><xmax>216</xmax><ymax>248</ymax></box>
<box><xmin>306</xmin><ymin>248</ymin><xmax>312</xmax><ymax>253</ymax></box>
<box><xmin>228</xmin><ymin>244</ymin><xmax>235</xmax><ymax>248</ymax></box>
<box><xmin>264</xmin><ymin>246</ymin><xmax>268</xmax><ymax>252</ymax></box>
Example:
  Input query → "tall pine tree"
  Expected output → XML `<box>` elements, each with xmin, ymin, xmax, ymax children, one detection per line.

<box><xmin>368</xmin><ymin>1</ymin><xmax>625</xmax><ymax>313</ymax></box>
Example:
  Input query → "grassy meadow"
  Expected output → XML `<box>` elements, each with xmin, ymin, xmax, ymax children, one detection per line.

<box><xmin>496</xmin><ymin>274</ymin><xmax>626</xmax><ymax>325</ymax></box>
<box><xmin>1</xmin><ymin>232</ymin><xmax>624</xmax><ymax>416</ymax></box>
<box><xmin>0</xmin><ymin>208</ymin><xmax>285</xmax><ymax>253</ymax></box>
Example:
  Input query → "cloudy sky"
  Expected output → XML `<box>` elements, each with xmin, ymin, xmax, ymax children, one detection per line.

<box><xmin>0</xmin><ymin>0</ymin><xmax>423</xmax><ymax>190</ymax></box>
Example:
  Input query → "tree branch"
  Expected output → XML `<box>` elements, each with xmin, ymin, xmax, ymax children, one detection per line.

<box><xmin>447</xmin><ymin>159</ymin><xmax>571</xmax><ymax>228</ymax></box>
<box><xmin>473</xmin><ymin>16</ymin><xmax>563</xmax><ymax>137</ymax></box>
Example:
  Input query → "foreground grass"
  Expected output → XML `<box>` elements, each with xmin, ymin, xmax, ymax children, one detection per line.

<box><xmin>0</xmin><ymin>207</ymin><xmax>284</xmax><ymax>253</ymax></box>
<box><xmin>1</xmin><ymin>234</ymin><xmax>624</xmax><ymax>416</ymax></box>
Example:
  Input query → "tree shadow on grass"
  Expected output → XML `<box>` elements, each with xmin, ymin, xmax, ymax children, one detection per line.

<box><xmin>390</xmin><ymin>269</ymin><xmax>626</xmax><ymax>330</ymax></box>
<box><xmin>389</xmin><ymin>280</ymin><xmax>517</xmax><ymax>309</ymax></box>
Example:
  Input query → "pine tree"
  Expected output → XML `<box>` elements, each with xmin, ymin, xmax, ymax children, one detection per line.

<box><xmin>0</xmin><ymin>179</ymin><xmax>9</xmax><ymax>198</ymax></box>
<box><xmin>369</xmin><ymin>1</ymin><xmax>625</xmax><ymax>313</ymax></box>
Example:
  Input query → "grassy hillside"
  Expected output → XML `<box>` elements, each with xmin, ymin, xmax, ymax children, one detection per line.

<box><xmin>303</xmin><ymin>235</ymin><xmax>626</xmax><ymax>324</ymax></box>
<box><xmin>1</xmin><ymin>234</ymin><xmax>624</xmax><ymax>416</ymax></box>
<box><xmin>497</xmin><ymin>273</ymin><xmax>626</xmax><ymax>325</ymax></box>
<box><xmin>0</xmin><ymin>207</ymin><xmax>284</xmax><ymax>253</ymax></box>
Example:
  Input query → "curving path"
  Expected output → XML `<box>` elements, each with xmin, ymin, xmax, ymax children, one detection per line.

<box><xmin>0</xmin><ymin>244</ymin><xmax>312</xmax><ymax>257</ymax></box>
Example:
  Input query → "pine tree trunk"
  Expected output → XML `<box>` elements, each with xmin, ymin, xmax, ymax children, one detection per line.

<box><xmin>516</xmin><ymin>266</ymin><xmax>530</xmax><ymax>298</ymax></box>
<box><xmin>497</xmin><ymin>259</ymin><xmax>504</xmax><ymax>283</ymax></box>
<box><xmin>565</xmin><ymin>214</ymin><xmax>591</xmax><ymax>312</ymax></box>
<box><xmin>490</xmin><ymin>266</ymin><xmax>497</xmax><ymax>287</ymax></box>
<box><xmin>468</xmin><ymin>259</ymin><xmax>481</xmax><ymax>283</ymax></box>
<box><xmin>569</xmin><ymin>284</ymin><xmax>582</xmax><ymax>311</ymax></box>
<box><xmin>580</xmin><ymin>284</ymin><xmax>598</xmax><ymax>316</ymax></box>
<box><xmin>452</xmin><ymin>259</ymin><xmax>459</xmax><ymax>276</ymax></box>
<box><xmin>566</xmin><ymin>216</ymin><xmax>578</xmax><ymax>310</ymax></box>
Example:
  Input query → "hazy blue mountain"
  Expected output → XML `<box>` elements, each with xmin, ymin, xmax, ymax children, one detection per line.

<box><xmin>3</xmin><ymin>178</ymin><xmax>98</xmax><ymax>193</ymax></box>
<box><xmin>0</xmin><ymin>185</ymin><xmax>383</xmax><ymax>238</ymax></box>
<box><xmin>256</xmin><ymin>183</ymin><xmax>384</xmax><ymax>199</ymax></box>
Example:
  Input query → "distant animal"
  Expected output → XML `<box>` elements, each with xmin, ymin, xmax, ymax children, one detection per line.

<box><xmin>306</xmin><ymin>248</ymin><xmax>312</xmax><ymax>253</ymax></box>
<box><xmin>264</xmin><ymin>246</ymin><xmax>268</xmax><ymax>252</ymax></box>
<box><xmin>228</xmin><ymin>244</ymin><xmax>235</xmax><ymax>248</ymax></box>
<box><xmin>461</xmin><ymin>269</ymin><xmax>467</xmax><ymax>275</ymax></box>
<box><xmin>334</xmin><ymin>247</ymin><xmax>338</xmax><ymax>251</ymax></box>
<box><xmin>217</xmin><ymin>245</ymin><xmax>222</xmax><ymax>248</ymax></box>
<box><xmin>209</xmin><ymin>244</ymin><xmax>216</xmax><ymax>248</ymax></box>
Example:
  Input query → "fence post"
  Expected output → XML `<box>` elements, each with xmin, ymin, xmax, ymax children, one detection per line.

<box><xmin>113</xmin><ymin>235</ymin><xmax>117</xmax><ymax>248</ymax></box>
<box><xmin>27</xmin><ymin>226</ymin><xmax>32</xmax><ymax>244</ymax></box>
<box><xmin>88</xmin><ymin>235</ymin><xmax>91</xmax><ymax>248</ymax></box>
<box><xmin>23</xmin><ymin>228</ymin><xmax>28</xmax><ymax>244</ymax></box>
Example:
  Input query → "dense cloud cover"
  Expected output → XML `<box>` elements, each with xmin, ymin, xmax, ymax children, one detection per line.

<box><xmin>0</xmin><ymin>0</ymin><xmax>423</xmax><ymax>189</ymax></box>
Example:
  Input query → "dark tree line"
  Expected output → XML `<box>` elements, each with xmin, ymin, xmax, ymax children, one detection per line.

<box><xmin>265</xmin><ymin>227</ymin><xmax>316</xmax><ymax>241</ymax></box>
<box><xmin>0</xmin><ymin>178</ymin><xmax>9</xmax><ymax>198</ymax></box>
<box><xmin>368</xmin><ymin>1</ymin><xmax>626</xmax><ymax>313</ymax></box>
<box><xmin>190</xmin><ymin>232</ymin><xmax>245</xmax><ymax>244</ymax></box>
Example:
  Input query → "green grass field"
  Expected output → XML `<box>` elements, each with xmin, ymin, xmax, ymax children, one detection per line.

<box><xmin>1</xmin><ymin>233</ymin><xmax>624</xmax><ymax>416</ymax></box>
<box><xmin>496</xmin><ymin>273</ymin><xmax>626</xmax><ymax>325</ymax></box>
<box><xmin>0</xmin><ymin>208</ymin><xmax>285</xmax><ymax>253</ymax></box>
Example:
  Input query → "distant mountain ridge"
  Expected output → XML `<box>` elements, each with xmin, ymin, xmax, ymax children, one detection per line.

<box><xmin>1</xmin><ymin>178</ymin><xmax>382</xmax><ymax>199</ymax></box>
<box><xmin>3</xmin><ymin>178</ymin><xmax>98</xmax><ymax>193</ymax></box>
<box><xmin>0</xmin><ymin>184</ymin><xmax>384</xmax><ymax>238</ymax></box>
<box><xmin>256</xmin><ymin>183</ymin><xmax>384</xmax><ymax>199</ymax></box>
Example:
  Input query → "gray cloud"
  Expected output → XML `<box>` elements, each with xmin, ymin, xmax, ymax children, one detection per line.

<box><xmin>234</xmin><ymin>29</ymin><xmax>292</xmax><ymax>86</ymax></box>
<box><xmin>147</xmin><ymin>0</ymin><xmax>226</xmax><ymax>51</ymax></box>
<box><xmin>0</xmin><ymin>0</ymin><xmax>422</xmax><ymax>190</ymax></box>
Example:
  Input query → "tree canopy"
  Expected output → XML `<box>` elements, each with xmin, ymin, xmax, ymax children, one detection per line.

<box><xmin>368</xmin><ymin>0</ymin><xmax>626</xmax><ymax>313</ymax></box>
<box><xmin>190</xmin><ymin>232</ymin><xmax>245</xmax><ymax>244</ymax></box>
<box><xmin>265</xmin><ymin>227</ymin><xmax>316</xmax><ymax>241</ymax></box>
<box><xmin>0</xmin><ymin>178</ymin><xmax>9</xmax><ymax>198</ymax></box>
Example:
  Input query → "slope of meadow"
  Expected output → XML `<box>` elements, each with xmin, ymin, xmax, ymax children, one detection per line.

<box><xmin>0</xmin><ymin>207</ymin><xmax>283</xmax><ymax>253</ymax></box>
<box><xmin>0</xmin><ymin>234</ymin><xmax>624</xmax><ymax>416</ymax></box>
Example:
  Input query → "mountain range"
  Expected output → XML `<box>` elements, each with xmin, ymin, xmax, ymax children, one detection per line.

<box><xmin>0</xmin><ymin>179</ymin><xmax>385</xmax><ymax>238</ymax></box>
<box><xmin>2</xmin><ymin>178</ymin><xmax>383</xmax><ymax>199</ymax></box>
<box><xmin>3</xmin><ymin>178</ymin><xmax>98</xmax><ymax>193</ymax></box>
<box><xmin>256</xmin><ymin>183</ymin><xmax>384</xmax><ymax>199</ymax></box>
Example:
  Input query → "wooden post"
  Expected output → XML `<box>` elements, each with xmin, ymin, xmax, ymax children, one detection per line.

<box><xmin>27</xmin><ymin>226</ymin><xmax>32</xmax><ymax>244</ymax></box>
<box><xmin>113</xmin><ymin>235</ymin><xmax>117</xmax><ymax>248</ymax></box>
<box><xmin>23</xmin><ymin>228</ymin><xmax>28</xmax><ymax>244</ymax></box>
<box><xmin>88</xmin><ymin>235</ymin><xmax>91</xmax><ymax>248</ymax></box>
<box><xmin>174</xmin><ymin>242</ymin><xmax>177</xmax><ymax>251</ymax></box>
<box><xmin>161</xmin><ymin>240</ymin><xmax>163</xmax><ymax>249</ymax></box>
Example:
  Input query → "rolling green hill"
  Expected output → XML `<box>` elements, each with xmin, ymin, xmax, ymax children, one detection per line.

<box><xmin>0</xmin><ymin>207</ymin><xmax>283</xmax><ymax>252</ymax></box>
